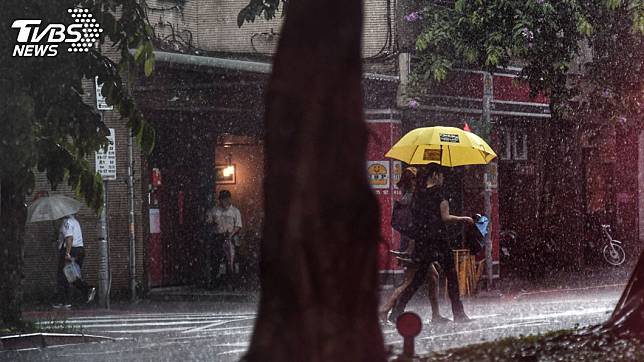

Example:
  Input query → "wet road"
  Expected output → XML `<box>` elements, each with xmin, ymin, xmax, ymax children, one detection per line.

<box><xmin>1</xmin><ymin>287</ymin><xmax>621</xmax><ymax>361</ymax></box>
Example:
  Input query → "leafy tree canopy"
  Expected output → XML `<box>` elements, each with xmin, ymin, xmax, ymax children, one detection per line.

<box><xmin>0</xmin><ymin>0</ymin><xmax>156</xmax><ymax>210</ymax></box>
<box><xmin>407</xmin><ymin>0</ymin><xmax>643</xmax><ymax>122</ymax></box>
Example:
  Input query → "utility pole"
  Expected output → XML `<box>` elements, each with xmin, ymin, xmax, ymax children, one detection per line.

<box><xmin>482</xmin><ymin>72</ymin><xmax>494</xmax><ymax>290</ymax></box>
<box><xmin>97</xmin><ymin>111</ymin><xmax>111</xmax><ymax>308</ymax></box>
<box><xmin>127</xmin><ymin>131</ymin><xmax>136</xmax><ymax>302</ymax></box>
<box><xmin>97</xmin><ymin>181</ymin><xmax>110</xmax><ymax>308</ymax></box>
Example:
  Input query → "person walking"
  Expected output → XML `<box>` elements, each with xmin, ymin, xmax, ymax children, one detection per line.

<box><xmin>53</xmin><ymin>213</ymin><xmax>96</xmax><ymax>309</ymax></box>
<box><xmin>388</xmin><ymin>164</ymin><xmax>473</xmax><ymax>323</ymax></box>
<box><xmin>380</xmin><ymin>167</ymin><xmax>448</xmax><ymax>323</ymax></box>
<box><xmin>206</xmin><ymin>190</ymin><xmax>242</xmax><ymax>289</ymax></box>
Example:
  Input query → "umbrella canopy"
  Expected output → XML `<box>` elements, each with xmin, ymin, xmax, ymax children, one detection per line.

<box><xmin>27</xmin><ymin>194</ymin><xmax>83</xmax><ymax>222</ymax></box>
<box><xmin>385</xmin><ymin>126</ymin><xmax>497</xmax><ymax>166</ymax></box>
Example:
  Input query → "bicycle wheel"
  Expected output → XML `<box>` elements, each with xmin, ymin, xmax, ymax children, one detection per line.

<box><xmin>603</xmin><ymin>243</ymin><xmax>625</xmax><ymax>266</ymax></box>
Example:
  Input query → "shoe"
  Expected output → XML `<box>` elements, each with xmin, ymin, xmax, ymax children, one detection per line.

<box><xmin>453</xmin><ymin>313</ymin><xmax>473</xmax><ymax>323</ymax></box>
<box><xmin>378</xmin><ymin>311</ymin><xmax>389</xmax><ymax>323</ymax></box>
<box><xmin>389</xmin><ymin>250</ymin><xmax>410</xmax><ymax>257</ymax></box>
<box><xmin>431</xmin><ymin>315</ymin><xmax>451</xmax><ymax>324</ymax></box>
<box><xmin>86</xmin><ymin>287</ymin><xmax>96</xmax><ymax>303</ymax></box>
<box><xmin>52</xmin><ymin>303</ymin><xmax>72</xmax><ymax>310</ymax></box>
<box><xmin>396</xmin><ymin>257</ymin><xmax>415</xmax><ymax>267</ymax></box>
<box><xmin>387</xmin><ymin>312</ymin><xmax>399</xmax><ymax>325</ymax></box>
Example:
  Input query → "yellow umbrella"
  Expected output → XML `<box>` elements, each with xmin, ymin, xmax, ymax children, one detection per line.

<box><xmin>385</xmin><ymin>126</ymin><xmax>496</xmax><ymax>166</ymax></box>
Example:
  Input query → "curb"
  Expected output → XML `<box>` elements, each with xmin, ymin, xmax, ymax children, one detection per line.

<box><xmin>0</xmin><ymin>333</ymin><xmax>114</xmax><ymax>351</ymax></box>
<box><xmin>147</xmin><ymin>290</ymin><xmax>259</xmax><ymax>303</ymax></box>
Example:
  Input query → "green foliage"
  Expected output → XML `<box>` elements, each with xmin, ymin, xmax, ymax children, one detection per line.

<box><xmin>0</xmin><ymin>0</ymin><xmax>156</xmax><ymax>212</ymax></box>
<box><xmin>237</xmin><ymin>0</ymin><xmax>287</xmax><ymax>27</ymax></box>
<box><xmin>409</xmin><ymin>0</ymin><xmax>643</xmax><ymax>123</ymax></box>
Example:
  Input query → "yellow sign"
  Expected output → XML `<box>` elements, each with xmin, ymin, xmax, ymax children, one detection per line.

<box><xmin>367</xmin><ymin>161</ymin><xmax>390</xmax><ymax>189</ymax></box>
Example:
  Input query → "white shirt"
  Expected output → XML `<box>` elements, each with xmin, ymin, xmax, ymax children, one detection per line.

<box><xmin>209</xmin><ymin>205</ymin><xmax>242</xmax><ymax>234</ymax></box>
<box><xmin>58</xmin><ymin>215</ymin><xmax>84</xmax><ymax>250</ymax></box>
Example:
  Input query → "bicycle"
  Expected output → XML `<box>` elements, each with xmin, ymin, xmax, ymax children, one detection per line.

<box><xmin>600</xmin><ymin>224</ymin><xmax>626</xmax><ymax>266</ymax></box>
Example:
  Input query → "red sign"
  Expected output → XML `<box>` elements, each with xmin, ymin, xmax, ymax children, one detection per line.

<box><xmin>366</xmin><ymin>118</ymin><xmax>402</xmax><ymax>271</ymax></box>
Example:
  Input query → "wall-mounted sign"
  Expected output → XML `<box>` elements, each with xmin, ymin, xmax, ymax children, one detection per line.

<box><xmin>149</xmin><ymin>208</ymin><xmax>161</xmax><ymax>234</ymax></box>
<box><xmin>367</xmin><ymin>161</ymin><xmax>390</xmax><ymax>189</ymax></box>
<box><xmin>95</xmin><ymin>128</ymin><xmax>116</xmax><ymax>180</ymax></box>
<box><xmin>95</xmin><ymin>77</ymin><xmax>114</xmax><ymax>111</ymax></box>
<box><xmin>484</xmin><ymin>162</ymin><xmax>498</xmax><ymax>190</ymax></box>
<box><xmin>392</xmin><ymin>161</ymin><xmax>402</xmax><ymax>189</ymax></box>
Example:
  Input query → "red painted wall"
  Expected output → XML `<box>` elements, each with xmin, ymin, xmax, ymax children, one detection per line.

<box><xmin>366</xmin><ymin>118</ymin><xmax>402</xmax><ymax>271</ymax></box>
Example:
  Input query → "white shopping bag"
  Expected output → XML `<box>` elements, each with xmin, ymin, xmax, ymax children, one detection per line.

<box><xmin>63</xmin><ymin>261</ymin><xmax>81</xmax><ymax>283</ymax></box>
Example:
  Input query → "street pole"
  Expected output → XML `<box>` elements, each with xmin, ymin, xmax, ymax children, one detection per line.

<box><xmin>127</xmin><ymin>131</ymin><xmax>137</xmax><ymax>302</ymax></box>
<box><xmin>97</xmin><ymin>110</ymin><xmax>110</xmax><ymax>309</ymax></box>
<box><xmin>482</xmin><ymin>72</ymin><xmax>494</xmax><ymax>291</ymax></box>
<box><xmin>97</xmin><ymin>181</ymin><xmax>110</xmax><ymax>309</ymax></box>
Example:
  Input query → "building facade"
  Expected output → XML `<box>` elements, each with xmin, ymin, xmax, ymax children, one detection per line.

<box><xmin>21</xmin><ymin>0</ymin><xmax>642</xmax><ymax>300</ymax></box>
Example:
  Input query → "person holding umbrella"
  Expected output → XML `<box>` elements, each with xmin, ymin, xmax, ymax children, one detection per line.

<box><xmin>388</xmin><ymin>164</ymin><xmax>473</xmax><ymax>323</ymax></box>
<box><xmin>385</xmin><ymin>126</ymin><xmax>496</xmax><ymax>323</ymax></box>
<box><xmin>27</xmin><ymin>194</ymin><xmax>96</xmax><ymax>308</ymax></box>
<box><xmin>380</xmin><ymin>167</ymin><xmax>449</xmax><ymax>324</ymax></box>
<box><xmin>53</xmin><ymin>212</ymin><xmax>96</xmax><ymax>308</ymax></box>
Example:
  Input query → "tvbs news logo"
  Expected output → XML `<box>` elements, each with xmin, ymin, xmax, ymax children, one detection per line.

<box><xmin>11</xmin><ymin>8</ymin><xmax>103</xmax><ymax>57</ymax></box>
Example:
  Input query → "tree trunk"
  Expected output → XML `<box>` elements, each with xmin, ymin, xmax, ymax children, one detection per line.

<box><xmin>528</xmin><ymin>89</ymin><xmax>585</xmax><ymax>276</ymax></box>
<box><xmin>0</xmin><ymin>181</ymin><xmax>26</xmax><ymax>328</ymax></box>
<box><xmin>601</xmin><ymin>250</ymin><xmax>644</xmax><ymax>335</ymax></box>
<box><xmin>244</xmin><ymin>0</ymin><xmax>386</xmax><ymax>361</ymax></box>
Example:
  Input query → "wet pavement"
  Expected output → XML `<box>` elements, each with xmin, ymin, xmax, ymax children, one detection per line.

<box><xmin>1</xmin><ymin>285</ymin><xmax>623</xmax><ymax>361</ymax></box>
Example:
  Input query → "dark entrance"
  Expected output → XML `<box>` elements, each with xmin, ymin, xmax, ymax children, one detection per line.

<box><xmin>136</xmin><ymin>64</ymin><xmax>267</xmax><ymax>287</ymax></box>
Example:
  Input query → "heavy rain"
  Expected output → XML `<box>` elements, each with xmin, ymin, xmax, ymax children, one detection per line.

<box><xmin>0</xmin><ymin>0</ymin><xmax>643</xmax><ymax>361</ymax></box>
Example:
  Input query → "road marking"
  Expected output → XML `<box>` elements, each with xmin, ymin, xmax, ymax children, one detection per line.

<box><xmin>217</xmin><ymin>348</ymin><xmax>247</xmax><ymax>356</ymax></box>
<box><xmin>58</xmin><ymin>319</ymin><xmax>240</xmax><ymax>328</ymax></box>
<box><xmin>181</xmin><ymin>317</ymin><xmax>255</xmax><ymax>333</ymax></box>
<box><xmin>416</xmin><ymin>321</ymin><xmax>549</xmax><ymax>341</ymax></box>
<box><xmin>40</xmin><ymin>312</ymin><xmax>257</xmax><ymax>336</ymax></box>
<box><xmin>512</xmin><ymin>285</ymin><xmax>625</xmax><ymax>300</ymax></box>
<box><xmin>510</xmin><ymin>307</ymin><xmax>612</xmax><ymax>321</ymax></box>
<box><xmin>182</xmin><ymin>317</ymin><xmax>256</xmax><ymax>333</ymax></box>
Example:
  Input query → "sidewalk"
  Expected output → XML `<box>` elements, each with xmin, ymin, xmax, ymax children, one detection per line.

<box><xmin>147</xmin><ymin>285</ymin><xmax>259</xmax><ymax>303</ymax></box>
<box><xmin>378</xmin><ymin>262</ymin><xmax>632</xmax><ymax>305</ymax></box>
<box><xmin>21</xmin><ymin>262</ymin><xmax>632</xmax><ymax>320</ymax></box>
<box><xmin>492</xmin><ymin>262</ymin><xmax>632</xmax><ymax>299</ymax></box>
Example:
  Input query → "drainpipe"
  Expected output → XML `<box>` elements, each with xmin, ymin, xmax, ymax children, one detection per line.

<box><xmin>128</xmin><ymin>131</ymin><xmax>137</xmax><ymax>301</ymax></box>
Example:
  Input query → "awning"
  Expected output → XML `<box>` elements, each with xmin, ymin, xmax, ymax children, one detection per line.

<box><xmin>144</xmin><ymin>50</ymin><xmax>399</xmax><ymax>82</ymax></box>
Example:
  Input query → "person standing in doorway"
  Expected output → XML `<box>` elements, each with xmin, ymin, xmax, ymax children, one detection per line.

<box><xmin>206</xmin><ymin>190</ymin><xmax>243</xmax><ymax>289</ymax></box>
<box><xmin>53</xmin><ymin>213</ymin><xmax>96</xmax><ymax>309</ymax></box>
<box><xmin>389</xmin><ymin>164</ymin><xmax>473</xmax><ymax>324</ymax></box>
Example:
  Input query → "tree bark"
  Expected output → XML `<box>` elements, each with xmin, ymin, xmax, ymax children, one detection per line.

<box><xmin>601</xmin><ymin>250</ymin><xmax>644</xmax><ymax>335</ymax></box>
<box><xmin>0</xmin><ymin>181</ymin><xmax>26</xmax><ymax>328</ymax></box>
<box><xmin>244</xmin><ymin>0</ymin><xmax>386</xmax><ymax>361</ymax></box>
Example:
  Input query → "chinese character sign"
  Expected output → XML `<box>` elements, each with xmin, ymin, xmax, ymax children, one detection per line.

<box><xmin>95</xmin><ymin>128</ymin><xmax>116</xmax><ymax>180</ymax></box>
